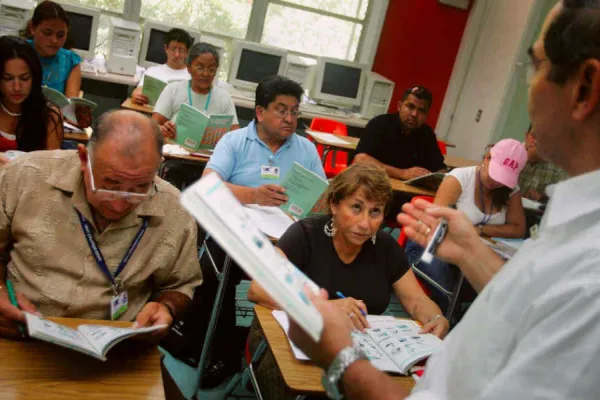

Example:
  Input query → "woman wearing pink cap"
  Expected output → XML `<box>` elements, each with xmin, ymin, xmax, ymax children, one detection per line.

<box><xmin>405</xmin><ymin>138</ymin><xmax>527</xmax><ymax>312</ymax></box>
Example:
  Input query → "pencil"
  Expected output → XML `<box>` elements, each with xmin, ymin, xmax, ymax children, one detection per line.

<box><xmin>6</xmin><ymin>280</ymin><xmax>26</xmax><ymax>336</ymax></box>
<box><xmin>335</xmin><ymin>291</ymin><xmax>367</xmax><ymax>317</ymax></box>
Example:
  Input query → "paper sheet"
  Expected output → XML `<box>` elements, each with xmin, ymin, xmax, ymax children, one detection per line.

<box><xmin>244</xmin><ymin>205</ymin><xmax>294</xmax><ymax>239</ymax></box>
<box><xmin>163</xmin><ymin>144</ymin><xmax>191</xmax><ymax>156</ymax></box>
<box><xmin>305</xmin><ymin>130</ymin><xmax>350</xmax><ymax>146</ymax></box>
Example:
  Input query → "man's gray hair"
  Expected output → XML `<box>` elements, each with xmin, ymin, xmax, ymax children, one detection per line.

<box><xmin>88</xmin><ymin>110</ymin><xmax>163</xmax><ymax>157</ymax></box>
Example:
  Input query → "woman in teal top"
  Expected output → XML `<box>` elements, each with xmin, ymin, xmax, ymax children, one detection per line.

<box><xmin>23</xmin><ymin>1</ymin><xmax>82</xmax><ymax>97</ymax></box>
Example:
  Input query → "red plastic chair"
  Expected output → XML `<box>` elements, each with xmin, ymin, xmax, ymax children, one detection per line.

<box><xmin>309</xmin><ymin>117</ymin><xmax>349</xmax><ymax>178</ymax></box>
<box><xmin>437</xmin><ymin>140</ymin><xmax>448</xmax><ymax>156</ymax></box>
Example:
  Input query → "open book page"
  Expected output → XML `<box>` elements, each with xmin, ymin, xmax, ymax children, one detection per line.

<box><xmin>279</xmin><ymin>162</ymin><xmax>329</xmax><ymax>219</ymax></box>
<box><xmin>272</xmin><ymin>310</ymin><xmax>310</xmax><ymax>360</ymax></box>
<box><xmin>42</xmin><ymin>86</ymin><xmax>70</xmax><ymax>109</ymax></box>
<box><xmin>364</xmin><ymin>319</ymin><xmax>443</xmax><ymax>374</ymax></box>
<box><xmin>404</xmin><ymin>173</ymin><xmax>446</xmax><ymax>191</ymax></box>
<box><xmin>305</xmin><ymin>130</ymin><xmax>350</xmax><ymax>146</ymax></box>
<box><xmin>244</xmin><ymin>205</ymin><xmax>295</xmax><ymax>240</ymax></box>
<box><xmin>78</xmin><ymin>324</ymin><xmax>167</xmax><ymax>356</ymax></box>
<box><xmin>181</xmin><ymin>173</ymin><xmax>323</xmax><ymax>341</ymax></box>
<box><xmin>521</xmin><ymin>197</ymin><xmax>544</xmax><ymax>211</ymax></box>
<box><xmin>142</xmin><ymin>75</ymin><xmax>168</xmax><ymax>105</ymax></box>
<box><xmin>484</xmin><ymin>238</ymin><xmax>524</xmax><ymax>259</ymax></box>
<box><xmin>175</xmin><ymin>104</ymin><xmax>211</xmax><ymax>150</ymax></box>
<box><xmin>25</xmin><ymin>313</ymin><xmax>99</xmax><ymax>359</ymax></box>
<box><xmin>200</xmin><ymin>114</ymin><xmax>233</xmax><ymax>149</ymax></box>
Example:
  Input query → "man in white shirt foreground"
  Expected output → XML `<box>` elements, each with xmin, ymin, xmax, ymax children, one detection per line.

<box><xmin>131</xmin><ymin>28</ymin><xmax>194</xmax><ymax>105</ymax></box>
<box><xmin>288</xmin><ymin>1</ymin><xmax>600</xmax><ymax>398</ymax></box>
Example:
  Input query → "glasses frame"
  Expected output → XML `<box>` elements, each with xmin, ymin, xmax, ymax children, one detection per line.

<box><xmin>268</xmin><ymin>106</ymin><xmax>302</xmax><ymax>119</ymax></box>
<box><xmin>192</xmin><ymin>66</ymin><xmax>219</xmax><ymax>75</ymax></box>
<box><xmin>517</xmin><ymin>58</ymin><xmax>549</xmax><ymax>84</ymax></box>
<box><xmin>86</xmin><ymin>155</ymin><xmax>154</xmax><ymax>204</ymax></box>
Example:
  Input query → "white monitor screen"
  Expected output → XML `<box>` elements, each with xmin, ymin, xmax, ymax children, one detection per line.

<box><xmin>66</xmin><ymin>11</ymin><xmax>93</xmax><ymax>51</ymax></box>
<box><xmin>145</xmin><ymin>28</ymin><xmax>168</xmax><ymax>64</ymax></box>
<box><xmin>321</xmin><ymin>63</ymin><xmax>362</xmax><ymax>98</ymax></box>
<box><xmin>236</xmin><ymin>49</ymin><xmax>282</xmax><ymax>84</ymax></box>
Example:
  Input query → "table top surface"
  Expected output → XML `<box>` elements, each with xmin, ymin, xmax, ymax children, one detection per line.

<box><xmin>0</xmin><ymin>317</ymin><xmax>165</xmax><ymax>400</ymax></box>
<box><xmin>306</xmin><ymin>131</ymin><xmax>360</xmax><ymax>151</ymax></box>
<box><xmin>389</xmin><ymin>178</ymin><xmax>437</xmax><ymax>196</ymax></box>
<box><xmin>82</xmin><ymin>70</ymin><xmax>140</xmax><ymax>87</ymax></box>
<box><xmin>254</xmin><ymin>305</ymin><xmax>416</xmax><ymax>395</ymax></box>
<box><xmin>64</xmin><ymin>131</ymin><xmax>91</xmax><ymax>142</ymax></box>
<box><xmin>122</xmin><ymin>98</ymin><xmax>155</xmax><ymax>115</ymax></box>
<box><xmin>444</xmin><ymin>155</ymin><xmax>479</xmax><ymax>168</ymax></box>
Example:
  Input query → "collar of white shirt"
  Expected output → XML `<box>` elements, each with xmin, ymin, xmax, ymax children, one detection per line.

<box><xmin>543</xmin><ymin>168</ymin><xmax>600</xmax><ymax>229</ymax></box>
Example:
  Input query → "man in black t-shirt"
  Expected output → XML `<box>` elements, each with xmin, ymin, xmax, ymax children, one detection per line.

<box><xmin>354</xmin><ymin>85</ymin><xmax>447</xmax><ymax>180</ymax></box>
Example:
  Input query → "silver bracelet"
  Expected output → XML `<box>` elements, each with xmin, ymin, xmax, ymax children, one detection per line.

<box><xmin>426</xmin><ymin>314</ymin><xmax>443</xmax><ymax>325</ymax></box>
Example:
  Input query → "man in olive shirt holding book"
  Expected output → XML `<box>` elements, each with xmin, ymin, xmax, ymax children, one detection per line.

<box><xmin>0</xmin><ymin>110</ymin><xmax>202</xmax><ymax>340</ymax></box>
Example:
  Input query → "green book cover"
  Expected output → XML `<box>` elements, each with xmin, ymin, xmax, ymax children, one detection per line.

<box><xmin>199</xmin><ymin>114</ymin><xmax>234</xmax><ymax>150</ymax></box>
<box><xmin>42</xmin><ymin>86</ymin><xmax>97</xmax><ymax>124</ymax></box>
<box><xmin>141</xmin><ymin>75</ymin><xmax>168</xmax><ymax>106</ymax></box>
<box><xmin>280</xmin><ymin>162</ymin><xmax>329</xmax><ymax>219</ymax></box>
<box><xmin>175</xmin><ymin>103</ymin><xmax>211</xmax><ymax>151</ymax></box>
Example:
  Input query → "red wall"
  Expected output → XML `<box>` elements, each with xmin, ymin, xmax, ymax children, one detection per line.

<box><xmin>372</xmin><ymin>0</ymin><xmax>471</xmax><ymax>128</ymax></box>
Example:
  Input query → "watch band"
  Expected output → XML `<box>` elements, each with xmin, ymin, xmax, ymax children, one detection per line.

<box><xmin>322</xmin><ymin>345</ymin><xmax>368</xmax><ymax>399</ymax></box>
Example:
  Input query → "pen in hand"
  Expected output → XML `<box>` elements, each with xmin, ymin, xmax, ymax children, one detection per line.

<box><xmin>336</xmin><ymin>291</ymin><xmax>367</xmax><ymax>317</ymax></box>
<box><xmin>5</xmin><ymin>280</ymin><xmax>26</xmax><ymax>337</ymax></box>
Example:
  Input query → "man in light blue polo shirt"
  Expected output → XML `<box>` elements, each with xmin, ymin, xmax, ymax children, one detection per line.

<box><xmin>203</xmin><ymin>75</ymin><xmax>325</xmax><ymax>205</ymax></box>
<box><xmin>197</xmin><ymin>75</ymin><xmax>325</xmax><ymax>387</ymax></box>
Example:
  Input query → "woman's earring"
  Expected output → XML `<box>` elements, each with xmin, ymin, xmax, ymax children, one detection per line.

<box><xmin>324</xmin><ymin>218</ymin><xmax>337</xmax><ymax>237</ymax></box>
<box><xmin>371</xmin><ymin>234</ymin><xmax>376</xmax><ymax>245</ymax></box>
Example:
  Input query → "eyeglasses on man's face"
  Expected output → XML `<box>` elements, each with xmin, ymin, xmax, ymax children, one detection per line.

<box><xmin>269</xmin><ymin>106</ymin><xmax>302</xmax><ymax>119</ymax></box>
<box><xmin>167</xmin><ymin>46</ymin><xmax>188</xmax><ymax>55</ymax></box>
<box><xmin>86</xmin><ymin>156</ymin><xmax>154</xmax><ymax>204</ymax></box>
<box><xmin>517</xmin><ymin>57</ymin><xmax>549</xmax><ymax>84</ymax></box>
<box><xmin>192</xmin><ymin>66</ymin><xmax>218</xmax><ymax>75</ymax></box>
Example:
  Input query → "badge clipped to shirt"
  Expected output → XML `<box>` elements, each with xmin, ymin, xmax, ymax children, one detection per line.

<box><xmin>110</xmin><ymin>280</ymin><xmax>128</xmax><ymax>320</ymax></box>
<box><xmin>261</xmin><ymin>165</ymin><xmax>280</xmax><ymax>179</ymax></box>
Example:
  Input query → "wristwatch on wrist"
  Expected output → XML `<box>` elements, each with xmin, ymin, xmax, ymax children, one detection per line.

<box><xmin>322</xmin><ymin>345</ymin><xmax>369</xmax><ymax>399</ymax></box>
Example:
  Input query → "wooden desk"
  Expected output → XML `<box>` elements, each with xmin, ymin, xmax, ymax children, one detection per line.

<box><xmin>122</xmin><ymin>98</ymin><xmax>155</xmax><ymax>115</ymax></box>
<box><xmin>389</xmin><ymin>178</ymin><xmax>436</xmax><ymax>197</ymax></box>
<box><xmin>64</xmin><ymin>131</ymin><xmax>91</xmax><ymax>143</ymax></box>
<box><xmin>0</xmin><ymin>317</ymin><xmax>164</xmax><ymax>400</ymax></box>
<box><xmin>444</xmin><ymin>155</ymin><xmax>478</xmax><ymax>169</ymax></box>
<box><xmin>254</xmin><ymin>305</ymin><xmax>415</xmax><ymax>395</ymax></box>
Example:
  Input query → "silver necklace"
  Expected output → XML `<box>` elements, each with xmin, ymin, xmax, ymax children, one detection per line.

<box><xmin>0</xmin><ymin>101</ymin><xmax>22</xmax><ymax>117</ymax></box>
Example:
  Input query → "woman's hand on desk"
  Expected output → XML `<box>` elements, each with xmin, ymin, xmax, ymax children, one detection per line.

<box><xmin>253</xmin><ymin>184</ymin><xmax>288</xmax><ymax>206</ymax></box>
<box><xmin>419</xmin><ymin>315</ymin><xmax>450</xmax><ymax>339</ymax></box>
<box><xmin>402</xmin><ymin>167</ymin><xmax>431</xmax><ymax>180</ymax></box>
<box><xmin>330</xmin><ymin>297</ymin><xmax>369</xmax><ymax>331</ymax></box>
<box><xmin>161</xmin><ymin>121</ymin><xmax>177</xmax><ymax>140</ymax></box>
<box><xmin>0</xmin><ymin>154</ymin><xmax>10</xmax><ymax>166</ymax></box>
<box><xmin>0</xmin><ymin>287</ymin><xmax>38</xmax><ymax>339</ymax></box>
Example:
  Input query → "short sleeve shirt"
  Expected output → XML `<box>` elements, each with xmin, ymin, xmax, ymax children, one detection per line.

<box><xmin>206</xmin><ymin>120</ymin><xmax>326</xmax><ymax>188</ymax></box>
<box><xmin>154</xmin><ymin>80</ymin><xmax>239</xmax><ymax>125</ymax></box>
<box><xmin>518</xmin><ymin>160</ymin><xmax>569</xmax><ymax>196</ymax></box>
<box><xmin>355</xmin><ymin>112</ymin><xmax>446</xmax><ymax>172</ymax></box>
<box><xmin>29</xmin><ymin>40</ymin><xmax>81</xmax><ymax>94</ymax></box>
<box><xmin>0</xmin><ymin>150</ymin><xmax>203</xmax><ymax>321</ymax></box>
<box><xmin>137</xmin><ymin>64</ymin><xmax>191</xmax><ymax>88</ymax></box>
<box><xmin>277</xmin><ymin>215</ymin><xmax>409</xmax><ymax>315</ymax></box>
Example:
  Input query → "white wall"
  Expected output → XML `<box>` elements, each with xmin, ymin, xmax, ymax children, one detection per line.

<box><xmin>438</xmin><ymin>0</ymin><xmax>536</xmax><ymax>161</ymax></box>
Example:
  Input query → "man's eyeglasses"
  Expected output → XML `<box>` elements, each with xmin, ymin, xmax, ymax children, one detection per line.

<box><xmin>192</xmin><ymin>66</ymin><xmax>218</xmax><ymax>75</ymax></box>
<box><xmin>517</xmin><ymin>58</ymin><xmax>549</xmax><ymax>84</ymax></box>
<box><xmin>167</xmin><ymin>47</ymin><xmax>188</xmax><ymax>55</ymax></box>
<box><xmin>86</xmin><ymin>156</ymin><xmax>154</xmax><ymax>204</ymax></box>
<box><xmin>270</xmin><ymin>107</ymin><xmax>302</xmax><ymax>119</ymax></box>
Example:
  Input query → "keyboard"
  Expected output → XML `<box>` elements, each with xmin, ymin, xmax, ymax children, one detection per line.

<box><xmin>300</xmin><ymin>103</ymin><xmax>348</xmax><ymax>118</ymax></box>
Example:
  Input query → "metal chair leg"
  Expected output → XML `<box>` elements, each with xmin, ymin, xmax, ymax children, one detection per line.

<box><xmin>196</xmin><ymin>255</ymin><xmax>232</xmax><ymax>389</ymax></box>
<box><xmin>446</xmin><ymin>273</ymin><xmax>465</xmax><ymax>323</ymax></box>
<box><xmin>223</xmin><ymin>339</ymin><xmax>267</xmax><ymax>398</ymax></box>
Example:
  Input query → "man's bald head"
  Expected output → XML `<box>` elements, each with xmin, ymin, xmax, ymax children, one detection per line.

<box><xmin>89</xmin><ymin>110</ymin><xmax>164</xmax><ymax>158</ymax></box>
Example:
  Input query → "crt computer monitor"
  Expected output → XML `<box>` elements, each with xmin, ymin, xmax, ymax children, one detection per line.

<box><xmin>138</xmin><ymin>20</ymin><xmax>201</xmax><ymax>69</ymax></box>
<box><xmin>311</xmin><ymin>57</ymin><xmax>368</xmax><ymax>108</ymax></box>
<box><xmin>61</xmin><ymin>3</ymin><xmax>100</xmax><ymax>59</ymax></box>
<box><xmin>228</xmin><ymin>40</ymin><xmax>287</xmax><ymax>91</ymax></box>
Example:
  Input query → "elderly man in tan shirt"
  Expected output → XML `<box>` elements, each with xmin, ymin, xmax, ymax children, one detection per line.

<box><xmin>0</xmin><ymin>110</ymin><xmax>202</xmax><ymax>339</ymax></box>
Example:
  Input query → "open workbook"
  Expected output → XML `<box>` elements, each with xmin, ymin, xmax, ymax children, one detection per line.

<box><xmin>404</xmin><ymin>172</ymin><xmax>446</xmax><ymax>191</ymax></box>
<box><xmin>279</xmin><ymin>162</ymin><xmax>329</xmax><ymax>219</ymax></box>
<box><xmin>180</xmin><ymin>173</ymin><xmax>324</xmax><ymax>341</ymax></box>
<box><xmin>42</xmin><ymin>86</ymin><xmax>97</xmax><ymax>126</ymax></box>
<box><xmin>273</xmin><ymin>310</ymin><xmax>443</xmax><ymax>375</ymax></box>
<box><xmin>175</xmin><ymin>104</ymin><xmax>233</xmax><ymax>151</ymax></box>
<box><xmin>25</xmin><ymin>313</ymin><xmax>166</xmax><ymax>361</ymax></box>
<box><xmin>141</xmin><ymin>75</ymin><xmax>182</xmax><ymax>105</ymax></box>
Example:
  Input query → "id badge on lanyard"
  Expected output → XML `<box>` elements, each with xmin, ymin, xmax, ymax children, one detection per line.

<box><xmin>76</xmin><ymin>209</ymin><xmax>148</xmax><ymax>320</ymax></box>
